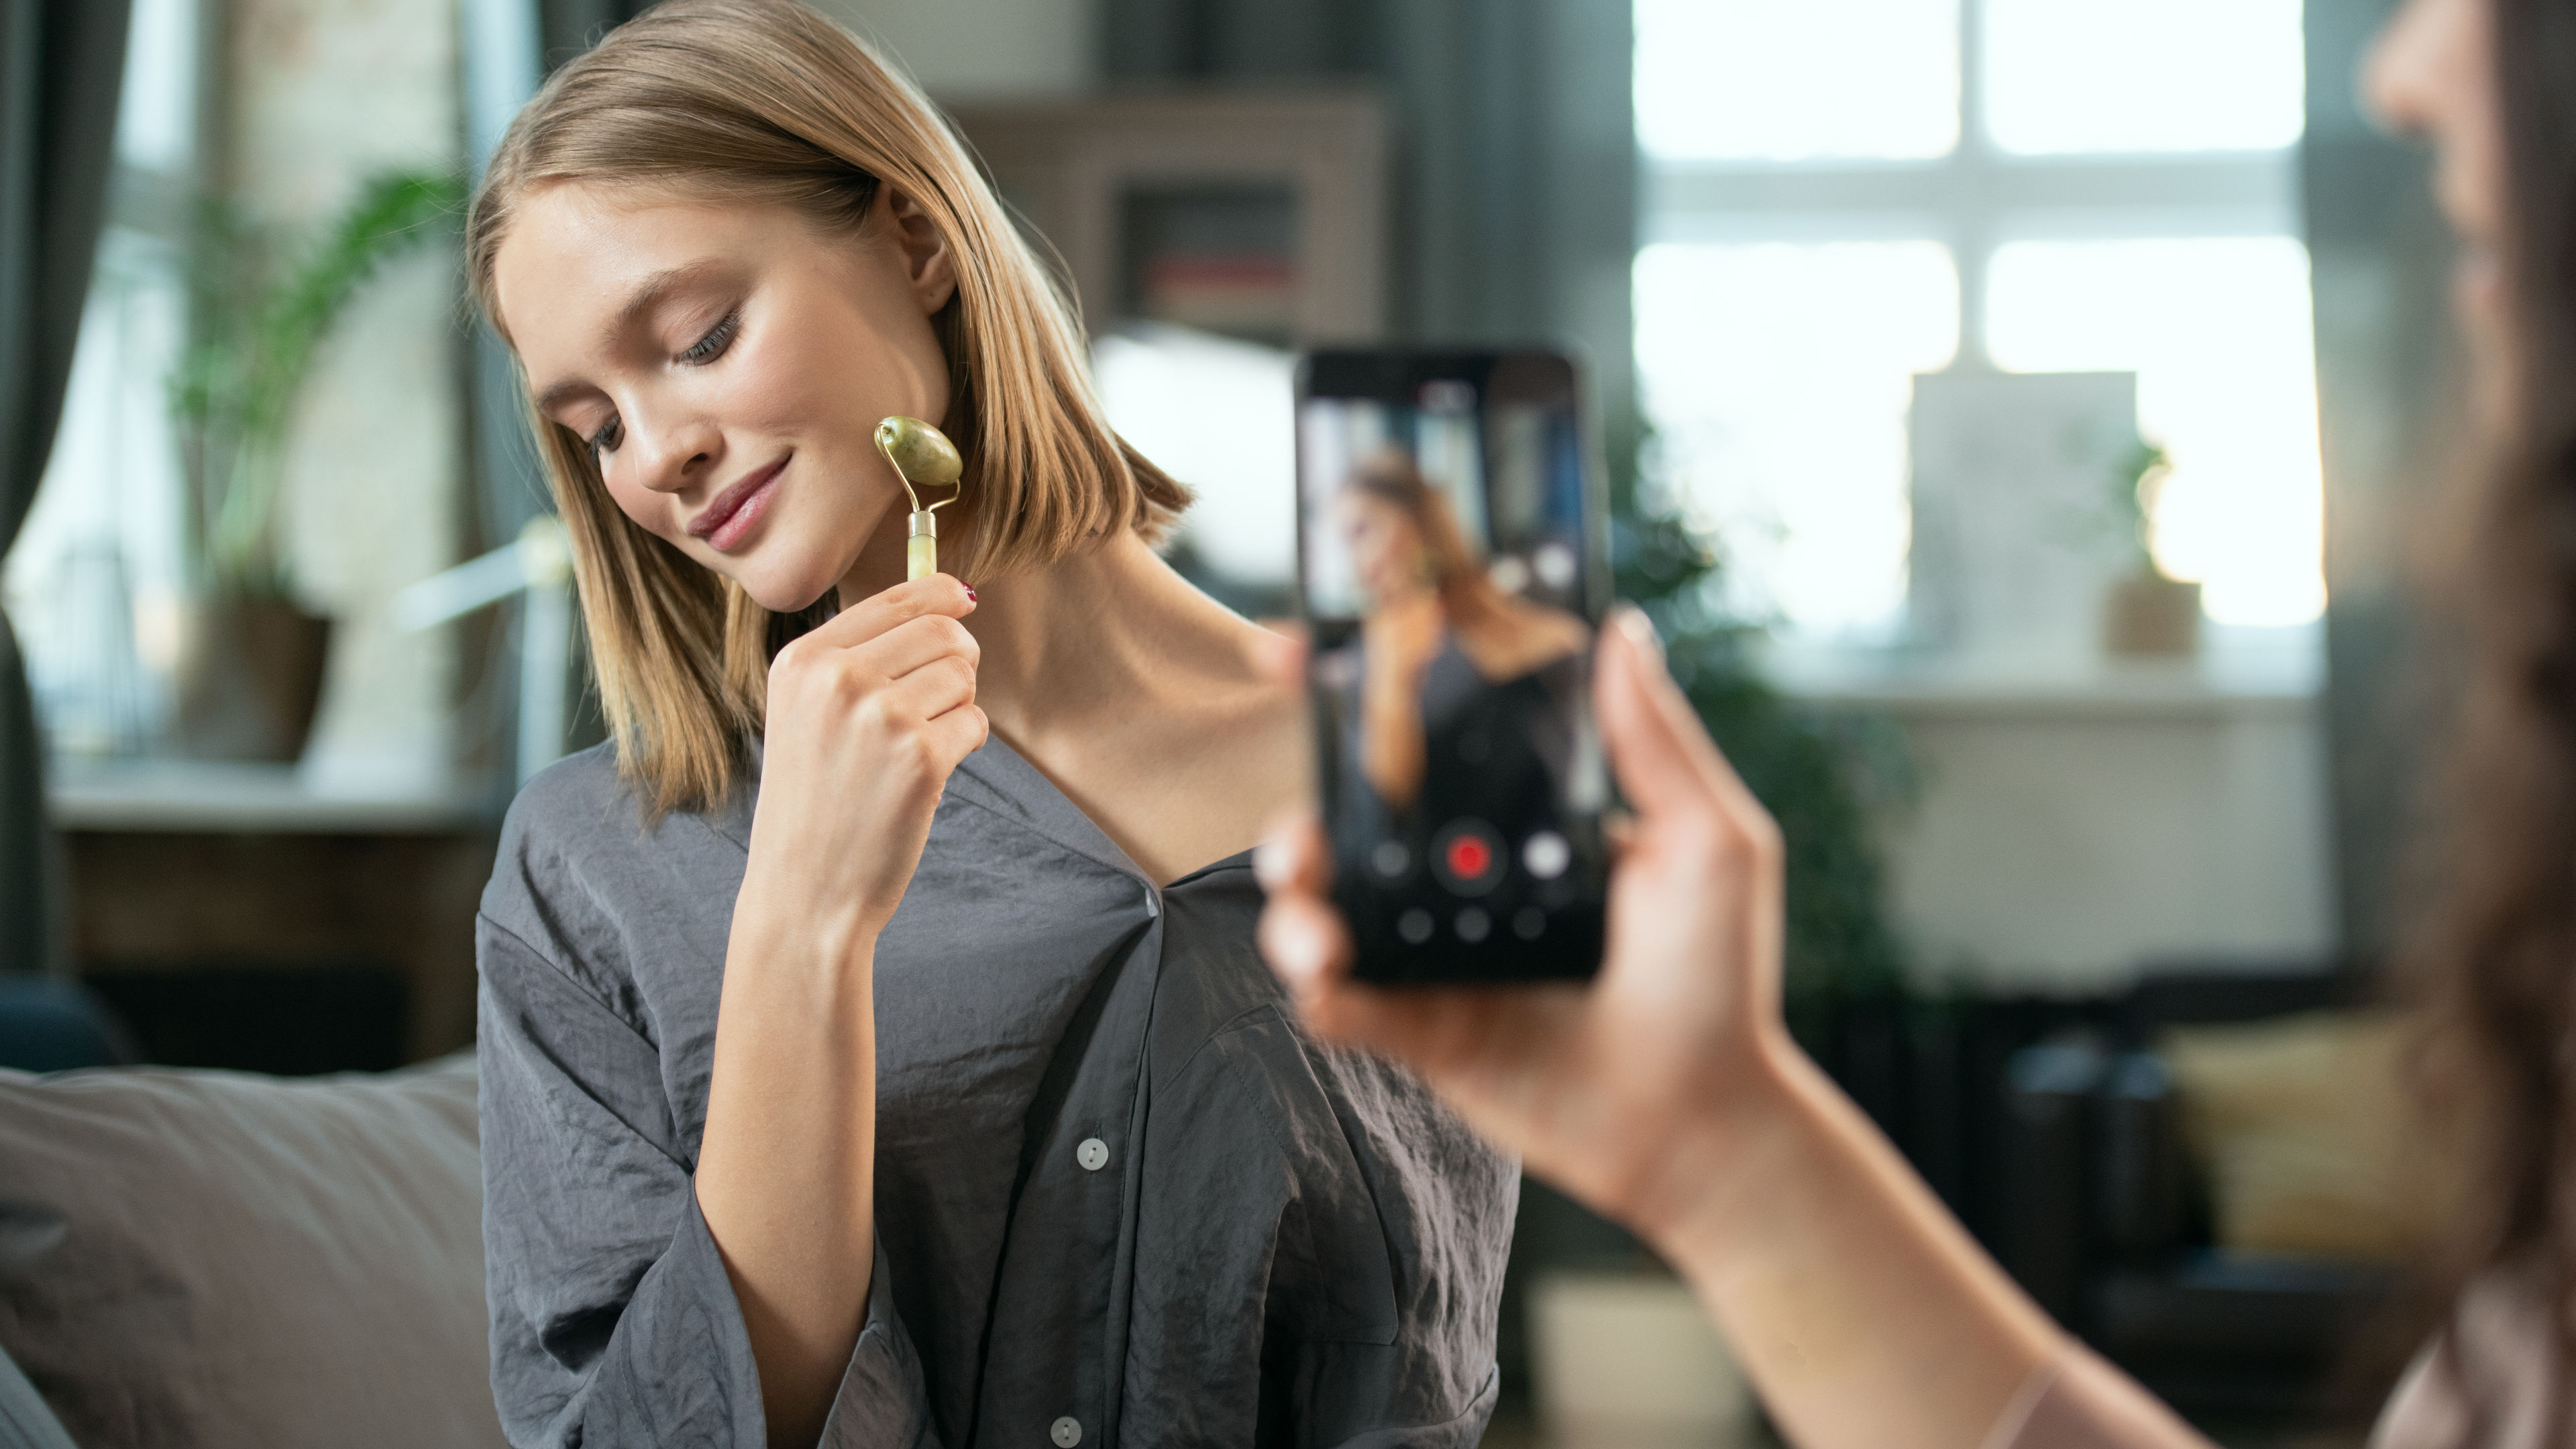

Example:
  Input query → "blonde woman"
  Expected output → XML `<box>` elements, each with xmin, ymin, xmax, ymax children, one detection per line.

<box><xmin>465</xmin><ymin>3</ymin><xmax>1513</xmax><ymax>1446</ymax></box>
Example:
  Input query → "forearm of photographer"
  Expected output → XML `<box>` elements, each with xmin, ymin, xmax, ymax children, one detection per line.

<box><xmin>1254</xmin><ymin>610</ymin><xmax>2211</xmax><ymax>1449</ymax></box>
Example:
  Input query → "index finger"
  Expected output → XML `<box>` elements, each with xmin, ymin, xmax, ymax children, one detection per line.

<box><xmin>799</xmin><ymin>575</ymin><xmax>977</xmax><ymax>651</ymax></box>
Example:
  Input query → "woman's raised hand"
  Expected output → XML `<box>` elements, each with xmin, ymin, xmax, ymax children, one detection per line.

<box><xmin>1256</xmin><ymin>608</ymin><xmax>1790</xmax><ymax>1236</ymax></box>
<box><xmin>743</xmin><ymin>574</ymin><xmax>989</xmax><ymax>954</ymax></box>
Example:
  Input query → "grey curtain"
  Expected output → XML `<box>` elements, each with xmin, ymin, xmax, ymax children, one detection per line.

<box><xmin>1103</xmin><ymin>0</ymin><xmax>1638</xmax><ymax>422</ymax></box>
<box><xmin>0</xmin><ymin>0</ymin><xmax>131</xmax><ymax>973</ymax></box>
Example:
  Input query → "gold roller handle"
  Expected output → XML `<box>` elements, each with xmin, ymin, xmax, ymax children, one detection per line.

<box><xmin>875</xmin><ymin>415</ymin><xmax>965</xmax><ymax>581</ymax></box>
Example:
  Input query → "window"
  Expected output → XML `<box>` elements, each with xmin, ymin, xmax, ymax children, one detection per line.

<box><xmin>5</xmin><ymin>0</ymin><xmax>203</xmax><ymax>754</ymax></box>
<box><xmin>1634</xmin><ymin>0</ymin><xmax>2321</xmax><ymax>638</ymax></box>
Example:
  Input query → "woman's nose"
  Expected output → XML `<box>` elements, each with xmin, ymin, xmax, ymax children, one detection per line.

<box><xmin>623</xmin><ymin>409</ymin><xmax>721</xmax><ymax>495</ymax></box>
<box><xmin>2362</xmin><ymin>0</ymin><xmax>2463</xmax><ymax>138</ymax></box>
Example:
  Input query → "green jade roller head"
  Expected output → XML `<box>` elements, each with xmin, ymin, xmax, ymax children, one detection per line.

<box><xmin>875</xmin><ymin>415</ymin><xmax>965</xmax><ymax>581</ymax></box>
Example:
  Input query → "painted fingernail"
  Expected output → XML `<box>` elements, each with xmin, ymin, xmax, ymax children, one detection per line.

<box><xmin>963</xmin><ymin>584</ymin><xmax>977</xmax><ymax>603</ymax></box>
<box><xmin>1252</xmin><ymin>836</ymin><xmax>1287</xmax><ymax>887</ymax></box>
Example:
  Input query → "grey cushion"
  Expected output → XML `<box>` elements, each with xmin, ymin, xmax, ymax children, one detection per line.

<box><xmin>0</xmin><ymin>1055</ymin><xmax>502</xmax><ymax>1449</ymax></box>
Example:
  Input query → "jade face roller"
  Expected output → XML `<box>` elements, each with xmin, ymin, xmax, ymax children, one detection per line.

<box><xmin>875</xmin><ymin>415</ymin><xmax>965</xmax><ymax>581</ymax></box>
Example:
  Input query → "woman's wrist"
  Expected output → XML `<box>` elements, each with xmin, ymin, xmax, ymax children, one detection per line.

<box><xmin>1616</xmin><ymin>1024</ymin><xmax>1819</xmax><ymax>1267</ymax></box>
<box><xmin>730</xmin><ymin>877</ymin><xmax>883</xmax><ymax>979</ymax></box>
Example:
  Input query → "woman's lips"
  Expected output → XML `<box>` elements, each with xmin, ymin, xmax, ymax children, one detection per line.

<box><xmin>688</xmin><ymin>458</ymin><xmax>786</xmax><ymax>554</ymax></box>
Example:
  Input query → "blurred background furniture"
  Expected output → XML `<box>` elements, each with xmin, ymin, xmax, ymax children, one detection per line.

<box><xmin>0</xmin><ymin>1053</ymin><xmax>496</xmax><ymax>1449</ymax></box>
<box><xmin>1998</xmin><ymin>970</ymin><xmax>2404</xmax><ymax>1424</ymax></box>
<box><xmin>51</xmin><ymin>760</ymin><xmax>494</xmax><ymax>1070</ymax></box>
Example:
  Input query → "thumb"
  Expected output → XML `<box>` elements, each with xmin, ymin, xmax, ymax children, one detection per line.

<box><xmin>1595</xmin><ymin>609</ymin><xmax>1726</xmax><ymax>813</ymax></box>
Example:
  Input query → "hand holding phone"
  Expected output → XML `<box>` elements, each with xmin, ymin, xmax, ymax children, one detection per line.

<box><xmin>1256</xmin><ymin>609</ymin><xmax>1787</xmax><ymax>1222</ymax></box>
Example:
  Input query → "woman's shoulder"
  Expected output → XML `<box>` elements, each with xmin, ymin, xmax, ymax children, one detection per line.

<box><xmin>480</xmin><ymin>743</ymin><xmax>751</xmax><ymax>977</ymax></box>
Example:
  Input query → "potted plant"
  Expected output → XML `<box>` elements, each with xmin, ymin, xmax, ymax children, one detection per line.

<box><xmin>168</xmin><ymin>169</ymin><xmax>464</xmax><ymax>761</ymax></box>
<box><xmin>2099</xmin><ymin>439</ymin><xmax>2200</xmax><ymax>657</ymax></box>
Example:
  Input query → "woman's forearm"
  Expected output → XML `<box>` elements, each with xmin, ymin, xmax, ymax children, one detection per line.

<box><xmin>695</xmin><ymin>908</ymin><xmax>880</xmax><ymax>1449</ymax></box>
<box><xmin>1638</xmin><ymin>1030</ymin><xmax>2069</xmax><ymax>1449</ymax></box>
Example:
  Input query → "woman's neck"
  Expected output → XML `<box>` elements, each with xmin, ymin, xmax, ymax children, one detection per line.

<box><xmin>833</xmin><ymin>518</ymin><xmax>1305</xmax><ymax>883</ymax></box>
<box><xmin>836</xmin><ymin>523</ymin><xmax>1269</xmax><ymax>753</ymax></box>
<box><xmin>968</xmin><ymin>533</ymin><xmax>1266</xmax><ymax>744</ymax></box>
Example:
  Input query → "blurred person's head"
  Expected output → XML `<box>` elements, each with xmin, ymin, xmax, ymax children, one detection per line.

<box><xmin>466</xmin><ymin>0</ymin><xmax>1187</xmax><ymax>812</ymax></box>
<box><xmin>2370</xmin><ymin>0</ymin><xmax>2576</xmax><ymax>1377</ymax></box>
<box><xmin>1335</xmin><ymin>451</ymin><xmax>1484</xmax><ymax>615</ymax></box>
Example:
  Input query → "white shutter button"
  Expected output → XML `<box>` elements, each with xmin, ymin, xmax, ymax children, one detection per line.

<box><xmin>1075</xmin><ymin>1137</ymin><xmax>1110</xmax><ymax>1173</ymax></box>
<box><xmin>1051</xmin><ymin>1415</ymin><xmax>1083</xmax><ymax>1447</ymax></box>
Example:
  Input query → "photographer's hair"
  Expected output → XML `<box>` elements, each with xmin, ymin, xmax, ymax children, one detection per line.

<box><xmin>2410</xmin><ymin>0</ymin><xmax>2576</xmax><ymax>1433</ymax></box>
<box><xmin>466</xmin><ymin>0</ymin><xmax>1187</xmax><ymax>814</ymax></box>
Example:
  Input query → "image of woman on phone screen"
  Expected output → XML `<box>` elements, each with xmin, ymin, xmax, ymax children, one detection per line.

<box><xmin>464</xmin><ymin>3</ymin><xmax>1513</xmax><ymax>1446</ymax></box>
<box><xmin>1330</xmin><ymin>450</ymin><xmax>1589</xmax><ymax>864</ymax></box>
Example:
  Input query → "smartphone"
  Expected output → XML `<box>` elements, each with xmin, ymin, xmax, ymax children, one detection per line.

<box><xmin>1295</xmin><ymin>348</ymin><xmax>1613</xmax><ymax>985</ymax></box>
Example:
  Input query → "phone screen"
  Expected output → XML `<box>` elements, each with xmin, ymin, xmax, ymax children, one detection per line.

<box><xmin>1295</xmin><ymin>350</ymin><xmax>1611</xmax><ymax>983</ymax></box>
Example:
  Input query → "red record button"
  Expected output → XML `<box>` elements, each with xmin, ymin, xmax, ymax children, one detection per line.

<box><xmin>1430</xmin><ymin>818</ymin><xmax>1505</xmax><ymax>897</ymax></box>
<box><xmin>1446</xmin><ymin>835</ymin><xmax>1492</xmax><ymax>880</ymax></box>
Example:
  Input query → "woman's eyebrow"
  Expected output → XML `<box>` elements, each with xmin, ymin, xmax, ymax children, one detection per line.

<box><xmin>610</xmin><ymin>259</ymin><xmax>727</xmax><ymax>340</ymax></box>
<box><xmin>531</xmin><ymin>260</ymin><xmax>730</xmax><ymax>415</ymax></box>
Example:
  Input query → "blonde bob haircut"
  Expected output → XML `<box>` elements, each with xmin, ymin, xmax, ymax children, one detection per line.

<box><xmin>467</xmin><ymin>0</ymin><xmax>1187</xmax><ymax>814</ymax></box>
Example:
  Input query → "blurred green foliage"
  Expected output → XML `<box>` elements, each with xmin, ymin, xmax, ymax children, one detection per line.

<box><xmin>172</xmin><ymin>169</ymin><xmax>467</xmax><ymax>596</ymax></box>
<box><xmin>1605</xmin><ymin>416</ymin><xmax>1912</xmax><ymax>1001</ymax></box>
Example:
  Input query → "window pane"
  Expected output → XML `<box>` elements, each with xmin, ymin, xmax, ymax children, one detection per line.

<box><xmin>1635</xmin><ymin>241</ymin><xmax>1960</xmax><ymax>633</ymax></box>
<box><xmin>6</xmin><ymin>230</ymin><xmax>192</xmax><ymax>754</ymax></box>
<box><xmin>1984</xmin><ymin>0</ymin><xmax>2305</xmax><ymax>155</ymax></box>
<box><xmin>1636</xmin><ymin>0</ymin><xmax>1960</xmax><ymax>162</ymax></box>
<box><xmin>1986</xmin><ymin>237</ymin><xmax>2322</xmax><ymax>625</ymax></box>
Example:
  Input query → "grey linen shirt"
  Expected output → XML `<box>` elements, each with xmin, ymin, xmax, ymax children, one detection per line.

<box><xmin>476</xmin><ymin>737</ymin><xmax>1517</xmax><ymax>1449</ymax></box>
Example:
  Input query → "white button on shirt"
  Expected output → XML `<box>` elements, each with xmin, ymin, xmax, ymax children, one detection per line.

<box><xmin>1051</xmin><ymin>1415</ymin><xmax>1083</xmax><ymax>1446</ymax></box>
<box><xmin>1076</xmin><ymin>1137</ymin><xmax>1109</xmax><ymax>1173</ymax></box>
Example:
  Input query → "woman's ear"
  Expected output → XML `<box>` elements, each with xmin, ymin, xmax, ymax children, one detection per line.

<box><xmin>883</xmin><ymin>189</ymin><xmax>959</xmax><ymax>316</ymax></box>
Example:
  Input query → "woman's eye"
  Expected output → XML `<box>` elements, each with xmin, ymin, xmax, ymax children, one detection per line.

<box><xmin>680</xmin><ymin>310</ymin><xmax>741</xmax><ymax>366</ymax></box>
<box><xmin>588</xmin><ymin>415</ymin><xmax>623</xmax><ymax>457</ymax></box>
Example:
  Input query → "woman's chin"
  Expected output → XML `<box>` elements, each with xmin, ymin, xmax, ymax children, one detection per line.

<box><xmin>734</xmin><ymin>561</ymin><xmax>853</xmax><ymax>617</ymax></box>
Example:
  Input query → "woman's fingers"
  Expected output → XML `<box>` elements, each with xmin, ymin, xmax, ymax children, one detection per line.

<box><xmin>1254</xmin><ymin>811</ymin><xmax>1333</xmax><ymax>898</ymax></box>
<box><xmin>1595</xmin><ymin>610</ymin><xmax>1771</xmax><ymax>835</ymax></box>
<box><xmin>883</xmin><ymin>648</ymin><xmax>979</xmax><ymax>720</ymax></box>
<box><xmin>861</xmin><ymin>612</ymin><xmax>980</xmax><ymax>685</ymax></box>
<box><xmin>799</xmin><ymin>574</ymin><xmax>976</xmax><ymax>651</ymax></box>
<box><xmin>1595</xmin><ymin>612</ymin><xmax>1713</xmax><ymax>808</ymax></box>
<box><xmin>1257</xmin><ymin>888</ymin><xmax>1353</xmax><ymax>997</ymax></box>
<box><xmin>922</xmin><ymin>702</ymin><xmax>990</xmax><ymax>767</ymax></box>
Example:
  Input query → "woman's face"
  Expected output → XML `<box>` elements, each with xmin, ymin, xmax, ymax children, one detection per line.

<box><xmin>2367</xmin><ymin>0</ymin><xmax>2508</xmax><ymax>368</ymax></box>
<box><xmin>1337</xmin><ymin>491</ymin><xmax>1430</xmax><ymax>607</ymax></box>
<box><xmin>493</xmin><ymin>182</ymin><xmax>957</xmax><ymax>612</ymax></box>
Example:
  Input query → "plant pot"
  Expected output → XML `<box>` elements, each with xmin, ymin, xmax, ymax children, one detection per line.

<box><xmin>2102</xmin><ymin>574</ymin><xmax>2201</xmax><ymax>659</ymax></box>
<box><xmin>171</xmin><ymin>596</ymin><xmax>333</xmax><ymax>763</ymax></box>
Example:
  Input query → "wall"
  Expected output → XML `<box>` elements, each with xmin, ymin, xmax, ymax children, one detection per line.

<box><xmin>1856</xmin><ymin>690</ymin><xmax>2337</xmax><ymax>991</ymax></box>
<box><xmin>229</xmin><ymin>0</ymin><xmax>465</xmax><ymax>790</ymax></box>
<box><xmin>816</xmin><ymin>0</ymin><xmax>1099</xmax><ymax>99</ymax></box>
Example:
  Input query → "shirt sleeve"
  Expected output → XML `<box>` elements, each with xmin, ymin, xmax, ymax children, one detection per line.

<box><xmin>476</xmin><ymin>914</ymin><xmax>940</xmax><ymax>1449</ymax></box>
<box><xmin>1982</xmin><ymin>1347</ymin><xmax>2216</xmax><ymax>1449</ymax></box>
